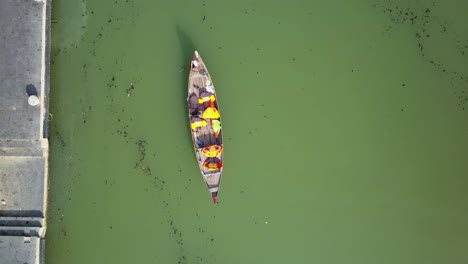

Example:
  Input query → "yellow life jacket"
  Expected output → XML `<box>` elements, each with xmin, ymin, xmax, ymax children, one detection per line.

<box><xmin>201</xmin><ymin>145</ymin><xmax>223</xmax><ymax>157</ymax></box>
<box><xmin>203</xmin><ymin>160</ymin><xmax>223</xmax><ymax>171</ymax></box>
<box><xmin>198</xmin><ymin>94</ymin><xmax>216</xmax><ymax>104</ymax></box>
<box><xmin>202</xmin><ymin>107</ymin><xmax>220</xmax><ymax>119</ymax></box>
<box><xmin>191</xmin><ymin>120</ymin><xmax>207</xmax><ymax>130</ymax></box>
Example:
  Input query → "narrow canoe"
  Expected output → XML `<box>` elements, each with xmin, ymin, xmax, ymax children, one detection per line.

<box><xmin>187</xmin><ymin>51</ymin><xmax>223</xmax><ymax>204</ymax></box>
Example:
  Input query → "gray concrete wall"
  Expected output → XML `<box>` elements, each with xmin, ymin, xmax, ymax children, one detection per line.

<box><xmin>0</xmin><ymin>0</ymin><xmax>50</xmax><ymax>263</ymax></box>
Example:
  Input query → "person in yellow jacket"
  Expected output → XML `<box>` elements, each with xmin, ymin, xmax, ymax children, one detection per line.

<box><xmin>202</xmin><ymin>145</ymin><xmax>223</xmax><ymax>157</ymax></box>
<box><xmin>202</xmin><ymin>106</ymin><xmax>220</xmax><ymax>119</ymax></box>
<box><xmin>190</xmin><ymin>116</ymin><xmax>207</xmax><ymax>130</ymax></box>
<box><xmin>198</xmin><ymin>94</ymin><xmax>216</xmax><ymax>104</ymax></box>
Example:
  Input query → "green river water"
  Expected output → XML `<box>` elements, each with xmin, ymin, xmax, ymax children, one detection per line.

<box><xmin>46</xmin><ymin>0</ymin><xmax>468</xmax><ymax>263</ymax></box>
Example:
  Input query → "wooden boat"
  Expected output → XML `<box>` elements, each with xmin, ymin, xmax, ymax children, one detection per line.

<box><xmin>187</xmin><ymin>51</ymin><xmax>223</xmax><ymax>204</ymax></box>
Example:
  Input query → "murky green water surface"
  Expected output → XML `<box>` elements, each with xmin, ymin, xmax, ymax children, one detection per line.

<box><xmin>46</xmin><ymin>0</ymin><xmax>468</xmax><ymax>263</ymax></box>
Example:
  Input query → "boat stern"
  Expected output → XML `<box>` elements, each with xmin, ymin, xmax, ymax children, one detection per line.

<box><xmin>211</xmin><ymin>191</ymin><xmax>218</xmax><ymax>204</ymax></box>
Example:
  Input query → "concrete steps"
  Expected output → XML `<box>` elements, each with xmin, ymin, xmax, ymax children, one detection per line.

<box><xmin>0</xmin><ymin>226</ymin><xmax>43</xmax><ymax>237</ymax></box>
<box><xmin>0</xmin><ymin>147</ymin><xmax>44</xmax><ymax>157</ymax></box>
<box><xmin>0</xmin><ymin>216</ymin><xmax>44</xmax><ymax>227</ymax></box>
<box><xmin>0</xmin><ymin>216</ymin><xmax>45</xmax><ymax>237</ymax></box>
<box><xmin>0</xmin><ymin>141</ymin><xmax>48</xmax><ymax>239</ymax></box>
<box><xmin>0</xmin><ymin>139</ymin><xmax>44</xmax><ymax>149</ymax></box>
<box><xmin>0</xmin><ymin>139</ymin><xmax>47</xmax><ymax>157</ymax></box>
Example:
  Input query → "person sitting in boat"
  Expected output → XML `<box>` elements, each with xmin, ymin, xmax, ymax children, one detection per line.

<box><xmin>188</xmin><ymin>93</ymin><xmax>202</xmax><ymax>116</ymax></box>
<box><xmin>211</xmin><ymin>119</ymin><xmax>221</xmax><ymax>138</ymax></box>
<box><xmin>201</xmin><ymin>106</ymin><xmax>221</xmax><ymax>140</ymax></box>
<box><xmin>191</xmin><ymin>58</ymin><xmax>200</xmax><ymax>72</ymax></box>
<box><xmin>205</xmin><ymin>80</ymin><xmax>215</xmax><ymax>93</ymax></box>
<box><xmin>188</xmin><ymin>91</ymin><xmax>215</xmax><ymax>116</ymax></box>
<box><xmin>192</xmin><ymin>90</ymin><xmax>215</xmax><ymax>115</ymax></box>
<box><xmin>203</xmin><ymin>157</ymin><xmax>223</xmax><ymax>171</ymax></box>
<box><xmin>195</xmin><ymin>136</ymin><xmax>202</xmax><ymax>148</ymax></box>
<box><xmin>201</xmin><ymin>145</ymin><xmax>223</xmax><ymax>157</ymax></box>
<box><xmin>202</xmin><ymin>106</ymin><xmax>220</xmax><ymax>120</ymax></box>
<box><xmin>198</xmin><ymin>91</ymin><xmax>216</xmax><ymax>105</ymax></box>
<box><xmin>190</xmin><ymin>116</ymin><xmax>207</xmax><ymax>131</ymax></box>
<box><xmin>198</xmin><ymin>80</ymin><xmax>217</xmax><ymax>105</ymax></box>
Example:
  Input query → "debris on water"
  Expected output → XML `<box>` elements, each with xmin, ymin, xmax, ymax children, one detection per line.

<box><xmin>127</xmin><ymin>82</ymin><xmax>135</xmax><ymax>97</ymax></box>
<box><xmin>135</xmin><ymin>139</ymin><xmax>147</xmax><ymax>164</ymax></box>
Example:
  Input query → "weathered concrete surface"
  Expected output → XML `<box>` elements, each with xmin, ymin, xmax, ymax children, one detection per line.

<box><xmin>0</xmin><ymin>0</ymin><xmax>46</xmax><ymax>140</ymax></box>
<box><xmin>0</xmin><ymin>236</ymin><xmax>44</xmax><ymax>264</ymax></box>
<box><xmin>0</xmin><ymin>156</ymin><xmax>47</xmax><ymax>217</ymax></box>
<box><xmin>0</xmin><ymin>0</ymin><xmax>50</xmax><ymax>263</ymax></box>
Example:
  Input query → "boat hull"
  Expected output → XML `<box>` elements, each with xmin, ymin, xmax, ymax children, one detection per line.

<box><xmin>187</xmin><ymin>51</ymin><xmax>223</xmax><ymax>203</ymax></box>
